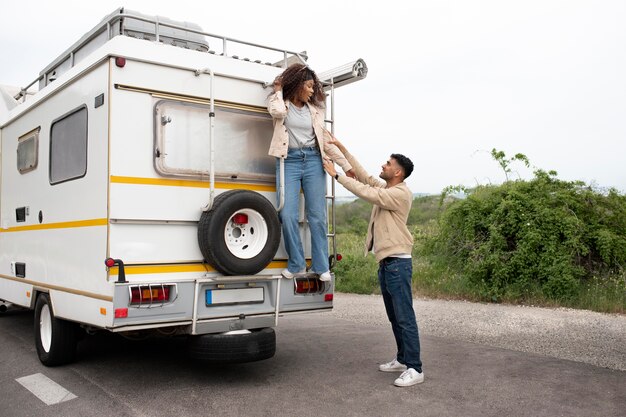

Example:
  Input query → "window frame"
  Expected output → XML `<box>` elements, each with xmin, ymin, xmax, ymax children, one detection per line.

<box><xmin>49</xmin><ymin>105</ymin><xmax>88</xmax><ymax>185</ymax></box>
<box><xmin>153</xmin><ymin>99</ymin><xmax>275</xmax><ymax>183</ymax></box>
<box><xmin>17</xmin><ymin>127</ymin><xmax>41</xmax><ymax>174</ymax></box>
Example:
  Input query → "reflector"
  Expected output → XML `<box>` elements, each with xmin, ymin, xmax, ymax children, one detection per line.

<box><xmin>115</xmin><ymin>57</ymin><xmax>126</xmax><ymax>67</ymax></box>
<box><xmin>232</xmin><ymin>213</ymin><xmax>248</xmax><ymax>224</ymax></box>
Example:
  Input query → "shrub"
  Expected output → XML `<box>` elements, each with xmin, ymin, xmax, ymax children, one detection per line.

<box><xmin>431</xmin><ymin>163</ymin><xmax>626</xmax><ymax>302</ymax></box>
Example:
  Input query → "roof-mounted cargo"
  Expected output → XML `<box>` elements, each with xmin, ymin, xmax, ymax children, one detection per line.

<box><xmin>38</xmin><ymin>7</ymin><xmax>209</xmax><ymax>89</ymax></box>
<box><xmin>27</xmin><ymin>7</ymin><xmax>310</xmax><ymax>97</ymax></box>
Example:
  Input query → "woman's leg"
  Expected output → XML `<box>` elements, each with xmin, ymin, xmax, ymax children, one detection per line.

<box><xmin>276</xmin><ymin>151</ymin><xmax>306</xmax><ymax>273</ymax></box>
<box><xmin>300</xmin><ymin>148</ymin><xmax>329</xmax><ymax>274</ymax></box>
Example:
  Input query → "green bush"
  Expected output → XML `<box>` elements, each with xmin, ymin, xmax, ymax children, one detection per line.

<box><xmin>430</xmin><ymin>169</ymin><xmax>626</xmax><ymax>303</ymax></box>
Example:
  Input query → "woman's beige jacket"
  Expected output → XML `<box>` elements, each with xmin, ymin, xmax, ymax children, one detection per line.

<box><xmin>267</xmin><ymin>90</ymin><xmax>352</xmax><ymax>172</ymax></box>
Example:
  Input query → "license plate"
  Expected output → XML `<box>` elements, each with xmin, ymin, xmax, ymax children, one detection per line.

<box><xmin>205</xmin><ymin>287</ymin><xmax>264</xmax><ymax>306</ymax></box>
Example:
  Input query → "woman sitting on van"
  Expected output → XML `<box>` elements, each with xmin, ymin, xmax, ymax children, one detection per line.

<box><xmin>267</xmin><ymin>63</ymin><xmax>355</xmax><ymax>281</ymax></box>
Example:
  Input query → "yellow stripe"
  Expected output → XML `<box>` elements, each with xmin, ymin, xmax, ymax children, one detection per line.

<box><xmin>2</xmin><ymin>218</ymin><xmax>108</xmax><ymax>233</ymax></box>
<box><xmin>110</xmin><ymin>176</ymin><xmax>276</xmax><ymax>192</ymax></box>
<box><xmin>108</xmin><ymin>261</ymin><xmax>288</xmax><ymax>275</ymax></box>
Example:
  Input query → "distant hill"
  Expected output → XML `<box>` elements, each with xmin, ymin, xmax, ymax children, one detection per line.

<box><xmin>334</xmin><ymin>194</ymin><xmax>458</xmax><ymax>234</ymax></box>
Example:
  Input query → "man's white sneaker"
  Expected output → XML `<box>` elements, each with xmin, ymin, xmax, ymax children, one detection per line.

<box><xmin>393</xmin><ymin>368</ymin><xmax>424</xmax><ymax>387</ymax></box>
<box><xmin>281</xmin><ymin>269</ymin><xmax>304</xmax><ymax>279</ymax></box>
<box><xmin>318</xmin><ymin>271</ymin><xmax>332</xmax><ymax>282</ymax></box>
<box><xmin>379</xmin><ymin>359</ymin><xmax>407</xmax><ymax>373</ymax></box>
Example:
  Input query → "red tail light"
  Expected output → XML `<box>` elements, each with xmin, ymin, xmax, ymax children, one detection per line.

<box><xmin>129</xmin><ymin>285</ymin><xmax>172</xmax><ymax>305</ymax></box>
<box><xmin>294</xmin><ymin>277</ymin><xmax>324</xmax><ymax>294</ymax></box>
<box><xmin>232</xmin><ymin>213</ymin><xmax>248</xmax><ymax>224</ymax></box>
<box><xmin>115</xmin><ymin>57</ymin><xmax>126</xmax><ymax>67</ymax></box>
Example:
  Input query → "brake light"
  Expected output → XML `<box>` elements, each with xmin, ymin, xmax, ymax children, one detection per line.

<box><xmin>325</xmin><ymin>294</ymin><xmax>333</xmax><ymax>302</ymax></box>
<box><xmin>294</xmin><ymin>277</ymin><xmax>324</xmax><ymax>294</ymax></box>
<box><xmin>232</xmin><ymin>213</ymin><xmax>248</xmax><ymax>224</ymax></box>
<box><xmin>129</xmin><ymin>285</ymin><xmax>171</xmax><ymax>305</ymax></box>
<box><xmin>115</xmin><ymin>308</ymin><xmax>128</xmax><ymax>318</ymax></box>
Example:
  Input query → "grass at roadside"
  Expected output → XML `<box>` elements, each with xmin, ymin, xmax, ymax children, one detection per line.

<box><xmin>333</xmin><ymin>230</ymin><xmax>626</xmax><ymax>314</ymax></box>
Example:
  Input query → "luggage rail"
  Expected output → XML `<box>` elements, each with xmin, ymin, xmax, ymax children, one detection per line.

<box><xmin>14</xmin><ymin>9</ymin><xmax>308</xmax><ymax>102</ymax></box>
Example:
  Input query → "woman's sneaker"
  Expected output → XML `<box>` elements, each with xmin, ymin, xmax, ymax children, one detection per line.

<box><xmin>281</xmin><ymin>269</ymin><xmax>305</xmax><ymax>279</ymax></box>
<box><xmin>394</xmin><ymin>368</ymin><xmax>424</xmax><ymax>387</ymax></box>
<box><xmin>318</xmin><ymin>271</ymin><xmax>332</xmax><ymax>282</ymax></box>
<box><xmin>378</xmin><ymin>359</ymin><xmax>407</xmax><ymax>372</ymax></box>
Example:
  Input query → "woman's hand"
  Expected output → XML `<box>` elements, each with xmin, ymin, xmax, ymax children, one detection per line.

<box><xmin>273</xmin><ymin>77</ymin><xmax>282</xmax><ymax>92</ymax></box>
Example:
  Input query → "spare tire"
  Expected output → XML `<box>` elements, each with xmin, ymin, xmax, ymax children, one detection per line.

<box><xmin>198</xmin><ymin>190</ymin><xmax>281</xmax><ymax>275</ymax></box>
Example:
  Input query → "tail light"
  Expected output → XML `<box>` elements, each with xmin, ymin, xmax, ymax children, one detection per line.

<box><xmin>294</xmin><ymin>277</ymin><xmax>325</xmax><ymax>294</ymax></box>
<box><xmin>129</xmin><ymin>284</ymin><xmax>175</xmax><ymax>306</ymax></box>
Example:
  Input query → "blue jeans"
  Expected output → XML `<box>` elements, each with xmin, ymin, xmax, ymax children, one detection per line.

<box><xmin>276</xmin><ymin>147</ymin><xmax>329</xmax><ymax>274</ymax></box>
<box><xmin>378</xmin><ymin>257</ymin><xmax>422</xmax><ymax>372</ymax></box>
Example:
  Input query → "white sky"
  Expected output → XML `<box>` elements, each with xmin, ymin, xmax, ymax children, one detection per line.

<box><xmin>1</xmin><ymin>0</ymin><xmax>624</xmax><ymax>195</ymax></box>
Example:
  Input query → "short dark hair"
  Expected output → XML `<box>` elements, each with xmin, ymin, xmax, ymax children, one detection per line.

<box><xmin>391</xmin><ymin>153</ymin><xmax>414</xmax><ymax>179</ymax></box>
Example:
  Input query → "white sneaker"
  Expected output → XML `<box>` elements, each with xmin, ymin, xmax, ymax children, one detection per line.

<box><xmin>394</xmin><ymin>368</ymin><xmax>424</xmax><ymax>387</ymax></box>
<box><xmin>318</xmin><ymin>271</ymin><xmax>332</xmax><ymax>282</ymax></box>
<box><xmin>281</xmin><ymin>269</ymin><xmax>305</xmax><ymax>279</ymax></box>
<box><xmin>379</xmin><ymin>359</ymin><xmax>407</xmax><ymax>373</ymax></box>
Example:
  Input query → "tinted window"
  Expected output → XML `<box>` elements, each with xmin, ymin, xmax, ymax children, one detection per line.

<box><xmin>50</xmin><ymin>107</ymin><xmax>88</xmax><ymax>184</ymax></box>
<box><xmin>18</xmin><ymin>127</ymin><xmax>40</xmax><ymax>174</ymax></box>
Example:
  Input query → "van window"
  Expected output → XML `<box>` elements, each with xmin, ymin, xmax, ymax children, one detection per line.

<box><xmin>155</xmin><ymin>100</ymin><xmax>274</xmax><ymax>181</ymax></box>
<box><xmin>50</xmin><ymin>106</ymin><xmax>88</xmax><ymax>184</ymax></box>
<box><xmin>17</xmin><ymin>127</ymin><xmax>40</xmax><ymax>174</ymax></box>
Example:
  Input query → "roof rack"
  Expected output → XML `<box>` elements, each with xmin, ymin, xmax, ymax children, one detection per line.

<box><xmin>15</xmin><ymin>8</ymin><xmax>308</xmax><ymax>102</ymax></box>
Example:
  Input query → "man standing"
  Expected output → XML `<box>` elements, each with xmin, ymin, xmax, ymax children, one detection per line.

<box><xmin>322</xmin><ymin>136</ymin><xmax>423</xmax><ymax>387</ymax></box>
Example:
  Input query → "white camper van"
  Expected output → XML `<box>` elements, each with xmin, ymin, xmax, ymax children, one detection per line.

<box><xmin>0</xmin><ymin>8</ymin><xmax>367</xmax><ymax>365</ymax></box>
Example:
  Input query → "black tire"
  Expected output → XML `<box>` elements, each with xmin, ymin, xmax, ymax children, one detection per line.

<box><xmin>187</xmin><ymin>328</ymin><xmax>276</xmax><ymax>363</ymax></box>
<box><xmin>198</xmin><ymin>190</ymin><xmax>280</xmax><ymax>275</ymax></box>
<box><xmin>34</xmin><ymin>293</ymin><xmax>78</xmax><ymax>366</ymax></box>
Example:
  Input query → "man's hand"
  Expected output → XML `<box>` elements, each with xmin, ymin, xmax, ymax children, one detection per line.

<box><xmin>345</xmin><ymin>169</ymin><xmax>356</xmax><ymax>179</ymax></box>
<box><xmin>324</xmin><ymin>129</ymin><xmax>348</xmax><ymax>154</ymax></box>
<box><xmin>322</xmin><ymin>159</ymin><xmax>337</xmax><ymax>177</ymax></box>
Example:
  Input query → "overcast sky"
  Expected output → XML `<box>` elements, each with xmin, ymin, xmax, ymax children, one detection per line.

<box><xmin>1</xmin><ymin>0</ymin><xmax>624</xmax><ymax>195</ymax></box>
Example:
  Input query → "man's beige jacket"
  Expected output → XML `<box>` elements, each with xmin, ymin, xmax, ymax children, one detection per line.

<box><xmin>337</xmin><ymin>151</ymin><xmax>414</xmax><ymax>262</ymax></box>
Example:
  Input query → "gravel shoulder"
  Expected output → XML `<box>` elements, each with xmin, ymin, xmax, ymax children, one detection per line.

<box><xmin>332</xmin><ymin>292</ymin><xmax>626</xmax><ymax>371</ymax></box>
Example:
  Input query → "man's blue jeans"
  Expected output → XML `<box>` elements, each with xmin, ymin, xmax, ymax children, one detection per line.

<box><xmin>276</xmin><ymin>147</ymin><xmax>329</xmax><ymax>274</ymax></box>
<box><xmin>378</xmin><ymin>257</ymin><xmax>422</xmax><ymax>372</ymax></box>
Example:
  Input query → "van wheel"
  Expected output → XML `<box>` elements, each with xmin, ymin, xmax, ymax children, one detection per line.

<box><xmin>198</xmin><ymin>190</ymin><xmax>280</xmax><ymax>275</ymax></box>
<box><xmin>34</xmin><ymin>294</ymin><xmax>77</xmax><ymax>366</ymax></box>
<box><xmin>187</xmin><ymin>328</ymin><xmax>276</xmax><ymax>363</ymax></box>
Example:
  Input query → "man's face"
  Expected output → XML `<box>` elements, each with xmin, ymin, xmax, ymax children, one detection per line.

<box><xmin>379</xmin><ymin>158</ymin><xmax>402</xmax><ymax>180</ymax></box>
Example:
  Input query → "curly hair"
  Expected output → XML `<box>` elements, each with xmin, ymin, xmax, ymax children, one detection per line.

<box><xmin>391</xmin><ymin>153</ymin><xmax>414</xmax><ymax>179</ymax></box>
<box><xmin>277</xmin><ymin>63</ymin><xmax>325</xmax><ymax>108</ymax></box>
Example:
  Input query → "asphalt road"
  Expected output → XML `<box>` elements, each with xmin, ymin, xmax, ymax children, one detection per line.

<box><xmin>0</xmin><ymin>297</ymin><xmax>624</xmax><ymax>417</ymax></box>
